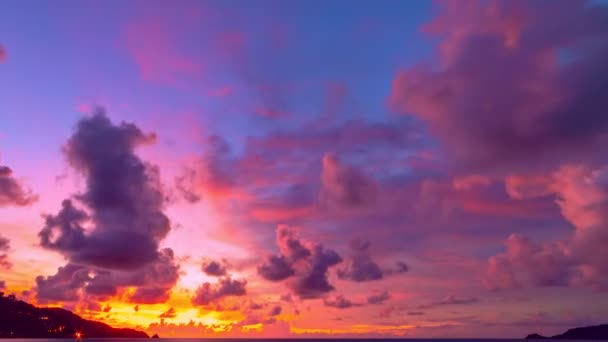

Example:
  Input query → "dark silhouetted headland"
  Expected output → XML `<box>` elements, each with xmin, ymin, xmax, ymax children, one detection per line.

<box><xmin>0</xmin><ymin>292</ymin><xmax>148</xmax><ymax>338</ymax></box>
<box><xmin>526</xmin><ymin>324</ymin><xmax>608</xmax><ymax>340</ymax></box>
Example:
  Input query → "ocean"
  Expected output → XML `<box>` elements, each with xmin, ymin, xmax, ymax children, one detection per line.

<box><xmin>4</xmin><ymin>339</ymin><xmax>594</xmax><ymax>342</ymax></box>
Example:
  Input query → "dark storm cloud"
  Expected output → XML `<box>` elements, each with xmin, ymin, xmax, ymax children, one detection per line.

<box><xmin>36</xmin><ymin>111</ymin><xmax>179</xmax><ymax>303</ymax></box>
<box><xmin>0</xmin><ymin>165</ymin><xmax>37</xmax><ymax>207</ymax></box>
<box><xmin>192</xmin><ymin>277</ymin><xmax>247</xmax><ymax>306</ymax></box>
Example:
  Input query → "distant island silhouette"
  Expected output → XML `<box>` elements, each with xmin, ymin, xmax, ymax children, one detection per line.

<box><xmin>0</xmin><ymin>292</ymin><xmax>148</xmax><ymax>338</ymax></box>
<box><xmin>526</xmin><ymin>324</ymin><xmax>608</xmax><ymax>340</ymax></box>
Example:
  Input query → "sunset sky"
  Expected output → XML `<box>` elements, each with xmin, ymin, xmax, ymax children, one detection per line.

<box><xmin>1</xmin><ymin>0</ymin><xmax>608</xmax><ymax>338</ymax></box>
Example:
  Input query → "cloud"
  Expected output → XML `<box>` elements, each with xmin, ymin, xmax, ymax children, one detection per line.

<box><xmin>289</xmin><ymin>244</ymin><xmax>342</xmax><ymax>299</ymax></box>
<box><xmin>324</xmin><ymin>295</ymin><xmax>361</xmax><ymax>309</ymax></box>
<box><xmin>0</xmin><ymin>280</ymin><xmax>5</xmax><ymax>290</ymax></box>
<box><xmin>202</xmin><ymin>260</ymin><xmax>228</xmax><ymax>277</ymax></box>
<box><xmin>0</xmin><ymin>44</ymin><xmax>6</xmax><ymax>63</ymax></box>
<box><xmin>486</xmin><ymin>165</ymin><xmax>608</xmax><ymax>291</ymax></box>
<box><xmin>390</xmin><ymin>0</ymin><xmax>608</xmax><ymax>174</ymax></box>
<box><xmin>269</xmin><ymin>305</ymin><xmax>282</xmax><ymax>316</ymax></box>
<box><xmin>257</xmin><ymin>255</ymin><xmax>295</xmax><ymax>281</ymax></box>
<box><xmin>192</xmin><ymin>277</ymin><xmax>247</xmax><ymax>306</ymax></box>
<box><xmin>367</xmin><ymin>290</ymin><xmax>391</xmax><ymax>304</ymax></box>
<box><xmin>35</xmin><ymin>263</ymin><xmax>91</xmax><ymax>302</ymax></box>
<box><xmin>338</xmin><ymin>240</ymin><xmax>407</xmax><ymax>282</ymax></box>
<box><xmin>0</xmin><ymin>235</ymin><xmax>10</xmax><ymax>270</ymax></box>
<box><xmin>0</xmin><ymin>165</ymin><xmax>37</xmax><ymax>206</ymax></box>
<box><xmin>36</xmin><ymin>111</ymin><xmax>179</xmax><ymax>303</ymax></box>
<box><xmin>337</xmin><ymin>239</ymin><xmax>384</xmax><ymax>282</ymax></box>
<box><xmin>320</xmin><ymin>153</ymin><xmax>376</xmax><ymax>207</ymax></box>
<box><xmin>159</xmin><ymin>307</ymin><xmax>177</xmax><ymax>319</ymax></box>
<box><xmin>257</xmin><ymin>225</ymin><xmax>343</xmax><ymax>299</ymax></box>
<box><xmin>276</xmin><ymin>224</ymin><xmax>312</xmax><ymax>261</ymax></box>
<box><xmin>417</xmin><ymin>295</ymin><xmax>480</xmax><ymax>310</ymax></box>
<box><xmin>434</xmin><ymin>296</ymin><xmax>480</xmax><ymax>306</ymax></box>
<box><xmin>124</xmin><ymin>15</ymin><xmax>202</xmax><ymax>84</ymax></box>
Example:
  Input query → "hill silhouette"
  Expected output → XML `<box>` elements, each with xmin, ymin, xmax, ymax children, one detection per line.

<box><xmin>526</xmin><ymin>324</ymin><xmax>608</xmax><ymax>340</ymax></box>
<box><xmin>0</xmin><ymin>292</ymin><xmax>148</xmax><ymax>338</ymax></box>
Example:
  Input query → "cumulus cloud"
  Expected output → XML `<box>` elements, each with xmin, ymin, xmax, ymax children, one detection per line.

<box><xmin>290</xmin><ymin>245</ymin><xmax>342</xmax><ymax>299</ymax></box>
<box><xmin>0</xmin><ymin>165</ymin><xmax>37</xmax><ymax>206</ymax></box>
<box><xmin>324</xmin><ymin>295</ymin><xmax>361</xmax><ymax>309</ymax></box>
<box><xmin>390</xmin><ymin>0</ymin><xmax>608</xmax><ymax>174</ymax></box>
<box><xmin>202</xmin><ymin>260</ymin><xmax>229</xmax><ymax>277</ymax></box>
<box><xmin>367</xmin><ymin>290</ymin><xmax>391</xmax><ymax>304</ymax></box>
<box><xmin>486</xmin><ymin>165</ymin><xmax>608</xmax><ymax>291</ymax></box>
<box><xmin>338</xmin><ymin>240</ymin><xmax>407</xmax><ymax>282</ymax></box>
<box><xmin>257</xmin><ymin>225</ymin><xmax>343</xmax><ymax>299</ymax></box>
<box><xmin>337</xmin><ymin>240</ymin><xmax>383</xmax><ymax>282</ymax></box>
<box><xmin>257</xmin><ymin>255</ymin><xmax>295</xmax><ymax>281</ymax></box>
<box><xmin>36</xmin><ymin>111</ymin><xmax>179</xmax><ymax>303</ymax></box>
<box><xmin>192</xmin><ymin>277</ymin><xmax>247</xmax><ymax>306</ymax></box>
<box><xmin>35</xmin><ymin>264</ymin><xmax>91</xmax><ymax>302</ymax></box>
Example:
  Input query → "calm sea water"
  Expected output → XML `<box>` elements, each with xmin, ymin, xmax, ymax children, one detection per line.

<box><xmin>5</xmin><ymin>339</ymin><xmax>595</xmax><ymax>342</ymax></box>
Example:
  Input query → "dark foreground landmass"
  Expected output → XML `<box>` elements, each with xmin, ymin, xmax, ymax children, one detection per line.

<box><xmin>526</xmin><ymin>324</ymin><xmax>608</xmax><ymax>340</ymax></box>
<box><xmin>0</xmin><ymin>292</ymin><xmax>148</xmax><ymax>338</ymax></box>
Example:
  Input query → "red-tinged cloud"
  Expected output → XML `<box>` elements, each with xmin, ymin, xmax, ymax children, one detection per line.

<box><xmin>0</xmin><ymin>235</ymin><xmax>12</xmax><ymax>270</ymax></box>
<box><xmin>124</xmin><ymin>17</ymin><xmax>201</xmax><ymax>84</ymax></box>
<box><xmin>320</xmin><ymin>153</ymin><xmax>377</xmax><ymax>208</ymax></box>
<box><xmin>159</xmin><ymin>307</ymin><xmax>177</xmax><ymax>319</ymax></box>
<box><xmin>486</xmin><ymin>165</ymin><xmax>608</xmax><ymax>290</ymax></box>
<box><xmin>36</xmin><ymin>111</ymin><xmax>179</xmax><ymax>304</ymax></box>
<box><xmin>192</xmin><ymin>277</ymin><xmax>247</xmax><ymax>306</ymax></box>
<box><xmin>390</xmin><ymin>0</ymin><xmax>608</xmax><ymax>174</ymax></box>
<box><xmin>0</xmin><ymin>165</ymin><xmax>37</xmax><ymax>206</ymax></box>
<box><xmin>0</xmin><ymin>45</ymin><xmax>6</xmax><ymax>63</ymax></box>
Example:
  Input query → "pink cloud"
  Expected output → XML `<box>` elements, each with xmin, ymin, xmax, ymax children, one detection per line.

<box><xmin>390</xmin><ymin>0</ymin><xmax>608</xmax><ymax>174</ymax></box>
<box><xmin>124</xmin><ymin>17</ymin><xmax>202</xmax><ymax>84</ymax></box>
<box><xmin>0</xmin><ymin>45</ymin><xmax>6</xmax><ymax>63</ymax></box>
<box><xmin>486</xmin><ymin>164</ymin><xmax>608</xmax><ymax>291</ymax></box>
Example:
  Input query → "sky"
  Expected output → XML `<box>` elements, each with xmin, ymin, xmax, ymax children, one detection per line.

<box><xmin>1</xmin><ymin>0</ymin><xmax>608</xmax><ymax>338</ymax></box>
